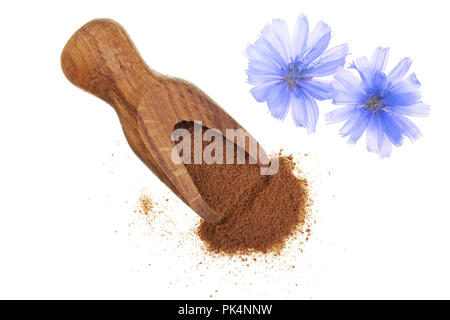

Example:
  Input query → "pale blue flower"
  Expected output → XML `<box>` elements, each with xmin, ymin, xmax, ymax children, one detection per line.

<box><xmin>327</xmin><ymin>47</ymin><xmax>429</xmax><ymax>158</ymax></box>
<box><xmin>247</xmin><ymin>15</ymin><xmax>349</xmax><ymax>133</ymax></box>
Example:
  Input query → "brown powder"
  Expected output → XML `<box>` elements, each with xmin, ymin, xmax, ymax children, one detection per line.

<box><xmin>136</xmin><ymin>194</ymin><xmax>154</xmax><ymax>215</ymax></box>
<box><xmin>178</xmin><ymin>122</ymin><xmax>310</xmax><ymax>255</ymax></box>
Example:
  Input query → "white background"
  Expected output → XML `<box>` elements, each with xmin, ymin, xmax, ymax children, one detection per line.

<box><xmin>1</xmin><ymin>0</ymin><xmax>449</xmax><ymax>299</ymax></box>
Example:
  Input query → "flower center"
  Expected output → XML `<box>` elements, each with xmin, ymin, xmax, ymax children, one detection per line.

<box><xmin>363</xmin><ymin>96</ymin><xmax>385</xmax><ymax>113</ymax></box>
<box><xmin>283</xmin><ymin>60</ymin><xmax>307</xmax><ymax>88</ymax></box>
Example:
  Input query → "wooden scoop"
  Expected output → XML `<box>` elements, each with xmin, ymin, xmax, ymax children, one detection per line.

<box><xmin>61</xmin><ymin>19</ymin><xmax>268</xmax><ymax>224</ymax></box>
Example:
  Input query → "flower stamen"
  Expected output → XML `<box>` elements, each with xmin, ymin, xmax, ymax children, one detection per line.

<box><xmin>282</xmin><ymin>60</ymin><xmax>308</xmax><ymax>88</ymax></box>
<box><xmin>363</xmin><ymin>96</ymin><xmax>385</xmax><ymax>113</ymax></box>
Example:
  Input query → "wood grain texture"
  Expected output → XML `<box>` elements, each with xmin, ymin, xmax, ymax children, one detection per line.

<box><xmin>61</xmin><ymin>18</ymin><xmax>265</xmax><ymax>224</ymax></box>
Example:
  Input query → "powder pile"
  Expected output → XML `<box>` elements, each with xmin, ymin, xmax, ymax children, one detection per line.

<box><xmin>136</xmin><ymin>194</ymin><xmax>154</xmax><ymax>215</ymax></box>
<box><xmin>178</xmin><ymin>122</ymin><xmax>310</xmax><ymax>255</ymax></box>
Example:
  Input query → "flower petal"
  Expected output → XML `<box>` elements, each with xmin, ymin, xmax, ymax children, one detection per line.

<box><xmin>389</xmin><ymin>73</ymin><xmax>421</xmax><ymax>94</ymax></box>
<box><xmin>378</xmin><ymin>132</ymin><xmax>393</xmax><ymax>158</ymax></box>
<box><xmin>339</xmin><ymin>110</ymin><xmax>370</xmax><ymax>144</ymax></box>
<box><xmin>246</xmin><ymin>43</ymin><xmax>279</xmax><ymax>70</ymax></box>
<box><xmin>291</xmin><ymin>91</ymin><xmax>307</xmax><ymax>128</ymax></box>
<box><xmin>326</xmin><ymin>105</ymin><xmax>357</xmax><ymax>124</ymax></box>
<box><xmin>291</xmin><ymin>90</ymin><xmax>318</xmax><ymax>133</ymax></box>
<box><xmin>300</xmin><ymin>79</ymin><xmax>332</xmax><ymax>100</ymax></box>
<box><xmin>389</xmin><ymin>102</ymin><xmax>430</xmax><ymax>117</ymax></box>
<box><xmin>366</xmin><ymin>113</ymin><xmax>395</xmax><ymax>158</ymax></box>
<box><xmin>333</xmin><ymin>67</ymin><xmax>365</xmax><ymax>94</ymax></box>
<box><xmin>272</xmin><ymin>19</ymin><xmax>291</xmax><ymax>60</ymax></box>
<box><xmin>266</xmin><ymin>82</ymin><xmax>291</xmax><ymax>120</ymax></box>
<box><xmin>306</xmin><ymin>43</ymin><xmax>349</xmax><ymax>77</ymax></box>
<box><xmin>291</xmin><ymin>14</ymin><xmax>309</xmax><ymax>57</ymax></box>
<box><xmin>375</xmin><ymin>115</ymin><xmax>393</xmax><ymax>158</ymax></box>
<box><xmin>304</xmin><ymin>22</ymin><xmax>331</xmax><ymax>64</ymax></box>
<box><xmin>248</xmin><ymin>72</ymin><xmax>281</xmax><ymax>85</ymax></box>
<box><xmin>248</xmin><ymin>60</ymin><xmax>282</xmax><ymax>75</ymax></box>
<box><xmin>391</xmin><ymin>113</ymin><xmax>423</xmax><ymax>141</ymax></box>
<box><xmin>248</xmin><ymin>37</ymin><xmax>287</xmax><ymax>70</ymax></box>
<box><xmin>332</xmin><ymin>68</ymin><xmax>366</xmax><ymax>105</ymax></box>
<box><xmin>371</xmin><ymin>70</ymin><xmax>387</xmax><ymax>94</ymax></box>
<box><xmin>366</xmin><ymin>114</ymin><xmax>379</xmax><ymax>153</ymax></box>
<box><xmin>384</xmin><ymin>91</ymin><xmax>422</xmax><ymax>107</ymax></box>
<box><xmin>260</xmin><ymin>20</ymin><xmax>290</xmax><ymax>63</ymax></box>
<box><xmin>379</xmin><ymin>112</ymin><xmax>404</xmax><ymax>147</ymax></box>
<box><xmin>370</xmin><ymin>47</ymin><xmax>390</xmax><ymax>73</ymax></box>
<box><xmin>247</xmin><ymin>60</ymin><xmax>283</xmax><ymax>85</ymax></box>
<box><xmin>350</xmin><ymin>56</ymin><xmax>372</xmax><ymax>92</ymax></box>
<box><xmin>306</xmin><ymin>21</ymin><xmax>330</xmax><ymax>50</ymax></box>
<box><xmin>314</xmin><ymin>43</ymin><xmax>350</xmax><ymax>65</ymax></box>
<box><xmin>332</xmin><ymin>91</ymin><xmax>365</xmax><ymax>105</ymax></box>
<box><xmin>387</xmin><ymin>57</ymin><xmax>412</xmax><ymax>86</ymax></box>
<box><xmin>250</xmin><ymin>80</ymin><xmax>281</xmax><ymax>102</ymax></box>
<box><xmin>303</xmin><ymin>91</ymin><xmax>320</xmax><ymax>133</ymax></box>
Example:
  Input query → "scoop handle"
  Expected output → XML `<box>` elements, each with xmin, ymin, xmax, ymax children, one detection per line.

<box><xmin>61</xmin><ymin>19</ymin><xmax>158</xmax><ymax>104</ymax></box>
<box><xmin>61</xmin><ymin>19</ymin><xmax>191</xmax><ymax>209</ymax></box>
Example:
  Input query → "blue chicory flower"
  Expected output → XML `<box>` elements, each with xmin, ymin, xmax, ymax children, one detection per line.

<box><xmin>247</xmin><ymin>15</ymin><xmax>349</xmax><ymax>133</ymax></box>
<box><xmin>327</xmin><ymin>47</ymin><xmax>429</xmax><ymax>158</ymax></box>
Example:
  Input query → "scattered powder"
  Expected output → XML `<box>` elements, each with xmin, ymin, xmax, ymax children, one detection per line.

<box><xmin>136</xmin><ymin>194</ymin><xmax>154</xmax><ymax>215</ymax></box>
<box><xmin>179</xmin><ymin>122</ymin><xmax>310</xmax><ymax>255</ymax></box>
<box><xmin>127</xmin><ymin>148</ymin><xmax>320</xmax><ymax>297</ymax></box>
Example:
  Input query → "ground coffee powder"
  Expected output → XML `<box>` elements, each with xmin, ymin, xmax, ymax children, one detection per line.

<box><xmin>178</xmin><ymin>122</ymin><xmax>310</xmax><ymax>255</ymax></box>
<box><xmin>137</xmin><ymin>194</ymin><xmax>154</xmax><ymax>215</ymax></box>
